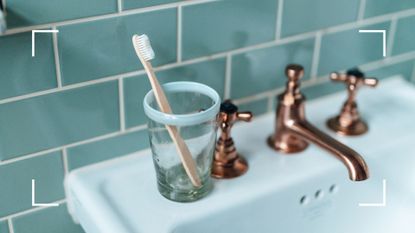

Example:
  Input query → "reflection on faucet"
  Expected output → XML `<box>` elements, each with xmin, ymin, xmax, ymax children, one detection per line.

<box><xmin>267</xmin><ymin>64</ymin><xmax>369</xmax><ymax>181</ymax></box>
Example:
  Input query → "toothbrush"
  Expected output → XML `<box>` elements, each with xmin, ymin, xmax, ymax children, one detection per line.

<box><xmin>132</xmin><ymin>34</ymin><xmax>202</xmax><ymax>187</ymax></box>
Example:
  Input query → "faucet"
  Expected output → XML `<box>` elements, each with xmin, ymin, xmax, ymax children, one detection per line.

<box><xmin>267</xmin><ymin>64</ymin><xmax>369</xmax><ymax>181</ymax></box>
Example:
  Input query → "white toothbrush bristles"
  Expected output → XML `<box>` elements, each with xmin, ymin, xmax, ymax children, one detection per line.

<box><xmin>132</xmin><ymin>34</ymin><xmax>155</xmax><ymax>61</ymax></box>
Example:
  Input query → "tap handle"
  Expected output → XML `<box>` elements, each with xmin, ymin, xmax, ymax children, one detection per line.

<box><xmin>285</xmin><ymin>64</ymin><xmax>304</xmax><ymax>82</ymax></box>
<box><xmin>330</xmin><ymin>68</ymin><xmax>378</xmax><ymax>88</ymax></box>
<box><xmin>236</xmin><ymin>112</ymin><xmax>253</xmax><ymax>122</ymax></box>
<box><xmin>218</xmin><ymin>100</ymin><xmax>253</xmax><ymax>127</ymax></box>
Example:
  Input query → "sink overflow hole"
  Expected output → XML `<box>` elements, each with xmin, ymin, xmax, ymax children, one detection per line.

<box><xmin>300</xmin><ymin>195</ymin><xmax>309</xmax><ymax>205</ymax></box>
<box><xmin>315</xmin><ymin>190</ymin><xmax>324</xmax><ymax>199</ymax></box>
<box><xmin>329</xmin><ymin>184</ymin><xmax>338</xmax><ymax>194</ymax></box>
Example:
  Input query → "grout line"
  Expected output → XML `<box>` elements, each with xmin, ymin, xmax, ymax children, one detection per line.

<box><xmin>386</xmin><ymin>16</ymin><xmax>397</xmax><ymax>57</ymax></box>
<box><xmin>326</xmin><ymin>8</ymin><xmax>415</xmax><ymax>34</ymax></box>
<box><xmin>0</xmin><ymin>199</ymin><xmax>67</xmax><ymax>222</ymax></box>
<box><xmin>2</xmin><ymin>6</ymin><xmax>414</xmax><ymax>106</ymax></box>
<box><xmin>51</xmin><ymin>26</ymin><xmax>62</xmax><ymax>88</ymax></box>
<box><xmin>7</xmin><ymin>218</ymin><xmax>14</xmax><ymax>233</ymax></box>
<box><xmin>224</xmin><ymin>54</ymin><xmax>232</xmax><ymax>99</ymax></box>
<box><xmin>0</xmin><ymin>69</ymin><xmax>146</xmax><ymax>105</ymax></box>
<box><xmin>117</xmin><ymin>0</ymin><xmax>123</xmax><ymax>13</ymax></box>
<box><xmin>2</xmin><ymin>50</ymin><xmax>415</xmax><ymax>167</ymax></box>
<box><xmin>310</xmin><ymin>32</ymin><xmax>322</xmax><ymax>80</ymax></box>
<box><xmin>0</xmin><ymin>30</ymin><xmax>414</xmax><ymax>107</ymax></box>
<box><xmin>0</xmin><ymin>147</ymin><xmax>62</xmax><ymax>166</ymax></box>
<box><xmin>267</xmin><ymin>96</ymin><xmax>274</xmax><ymax>112</ymax></box>
<box><xmin>275</xmin><ymin>0</ymin><xmax>283</xmax><ymax>40</ymax></box>
<box><xmin>360</xmin><ymin>50</ymin><xmax>415</xmax><ymax>71</ymax></box>
<box><xmin>0</xmin><ymin>124</ymin><xmax>147</xmax><ymax>166</ymax></box>
<box><xmin>357</xmin><ymin>0</ymin><xmax>367</xmax><ymax>21</ymax></box>
<box><xmin>118</xmin><ymin>78</ymin><xmax>126</xmax><ymax>132</ymax></box>
<box><xmin>1</xmin><ymin>2</ymin><xmax>414</xmax><ymax>39</ymax></box>
<box><xmin>233</xmin><ymin>87</ymin><xmax>284</xmax><ymax>105</ymax></box>
<box><xmin>0</xmin><ymin>0</ymin><xmax>218</xmax><ymax>37</ymax></box>
<box><xmin>62</xmin><ymin>148</ymin><xmax>69</xmax><ymax>175</ymax></box>
<box><xmin>176</xmin><ymin>5</ymin><xmax>182</xmax><ymax>62</ymax></box>
<box><xmin>5</xmin><ymin>4</ymin><xmax>414</xmax><ymax>40</ymax></box>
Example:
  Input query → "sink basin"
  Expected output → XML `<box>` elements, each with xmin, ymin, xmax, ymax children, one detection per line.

<box><xmin>66</xmin><ymin>76</ymin><xmax>415</xmax><ymax>233</ymax></box>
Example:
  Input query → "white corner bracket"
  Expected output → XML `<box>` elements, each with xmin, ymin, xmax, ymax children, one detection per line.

<box><xmin>32</xmin><ymin>29</ymin><xmax>59</xmax><ymax>57</ymax></box>
<box><xmin>358</xmin><ymin>29</ymin><xmax>387</xmax><ymax>57</ymax></box>
<box><xmin>32</xmin><ymin>179</ymin><xmax>60</xmax><ymax>207</ymax></box>
<box><xmin>358</xmin><ymin>179</ymin><xmax>387</xmax><ymax>207</ymax></box>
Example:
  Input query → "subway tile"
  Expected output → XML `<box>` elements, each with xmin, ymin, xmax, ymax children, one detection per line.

<box><xmin>124</xmin><ymin>58</ymin><xmax>226</xmax><ymax>128</ymax></box>
<box><xmin>392</xmin><ymin>15</ymin><xmax>415</xmax><ymax>56</ymax></box>
<box><xmin>123</xmin><ymin>0</ymin><xmax>179</xmax><ymax>10</ymax></box>
<box><xmin>237</xmin><ymin>98</ymin><xmax>269</xmax><ymax>117</ymax></box>
<box><xmin>67</xmin><ymin>129</ymin><xmax>149</xmax><ymax>170</ymax></box>
<box><xmin>0</xmin><ymin>32</ymin><xmax>56</xmax><ymax>100</ymax></box>
<box><xmin>6</xmin><ymin>0</ymin><xmax>117</xmax><ymax>28</ymax></box>
<box><xmin>281</xmin><ymin>0</ymin><xmax>359</xmax><ymax>37</ymax></box>
<box><xmin>318</xmin><ymin>22</ymin><xmax>390</xmax><ymax>76</ymax></box>
<box><xmin>0</xmin><ymin>152</ymin><xmax>64</xmax><ymax>217</ymax></box>
<box><xmin>58</xmin><ymin>9</ymin><xmax>177</xmax><ymax>85</ymax></box>
<box><xmin>364</xmin><ymin>60</ymin><xmax>415</xmax><ymax>81</ymax></box>
<box><xmin>182</xmin><ymin>0</ymin><xmax>278</xmax><ymax>60</ymax></box>
<box><xmin>364</xmin><ymin>0</ymin><xmax>415</xmax><ymax>18</ymax></box>
<box><xmin>0</xmin><ymin>81</ymin><xmax>119</xmax><ymax>160</ymax></box>
<box><xmin>230</xmin><ymin>38</ymin><xmax>314</xmax><ymax>99</ymax></box>
<box><xmin>0</xmin><ymin>220</ymin><xmax>9</xmax><ymax>233</ymax></box>
<box><xmin>13</xmin><ymin>204</ymin><xmax>85</xmax><ymax>233</ymax></box>
<box><xmin>302</xmin><ymin>80</ymin><xmax>345</xmax><ymax>100</ymax></box>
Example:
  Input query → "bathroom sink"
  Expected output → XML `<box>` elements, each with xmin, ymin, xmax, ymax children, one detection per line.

<box><xmin>66</xmin><ymin>76</ymin><xmax>415</xmax><ymax>233</ymax></box>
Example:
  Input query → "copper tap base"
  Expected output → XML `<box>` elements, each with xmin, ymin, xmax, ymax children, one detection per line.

<box><xmin>327</xmin><ymin>116</ymin><xmax>368</xmax><ymax>136</ymax></box>
<box><xmin>327</xmin><ymin>69</ymin><xmax>378</xmax><ymax>136</ymax></box>
<box><xmin>267</xmin><ymin>135</ymin><xmax>308</xmax><ymax>153</ymax></box>
<box><xmin>211</xmin><ymin>156</ymin><xmax>248</xmax><ymax>179</ymax></box>
<box><xmin>212</xmin><ymin>100</ymin><xmax>253</xmax><ymax>179</ymax></box>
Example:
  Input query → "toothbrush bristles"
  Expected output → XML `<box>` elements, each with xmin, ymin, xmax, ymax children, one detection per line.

<box><xmin>133</xmin><ymin>34</ymin><xmax>155</xmax><ymax>61</ymax></box>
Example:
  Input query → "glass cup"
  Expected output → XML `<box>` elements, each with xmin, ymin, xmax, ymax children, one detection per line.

<box><xmin>143</xmin><ymin>81</ymin><xmax>220</xmax><ymax>202</ymax></box>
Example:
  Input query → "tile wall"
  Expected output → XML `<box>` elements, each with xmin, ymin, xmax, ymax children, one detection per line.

<box><xmin>1</xmin><ymin>0</ymin><xmax>415</xmax><ymax>232</ymax></box>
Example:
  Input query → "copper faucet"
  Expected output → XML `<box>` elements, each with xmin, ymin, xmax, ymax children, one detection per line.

<box><xmin>327</xmin><ymin>68</ymin><xmax>378</xmax><ymax>136</ymax></box>
<box><xmin>212</xmin><ymin>100</ymin><xmax>253</xmax><ymax>179</ymax></box>
<box><xmin>267</xmin><ymin>64</ymin><xmax>369</xmax><ymax>181</ymax></box>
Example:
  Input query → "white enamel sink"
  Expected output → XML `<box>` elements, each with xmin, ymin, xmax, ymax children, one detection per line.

<box><xmin>66</xmin><ymin>76</ymin><xmax>415</xmax><ymax>233</ymax></box>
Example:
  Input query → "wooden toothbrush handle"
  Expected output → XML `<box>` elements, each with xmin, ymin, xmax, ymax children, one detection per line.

<box><xmin>144</xmin><ymin>61</ymin><xmax>202</xmax><ymax>187</ymax></box>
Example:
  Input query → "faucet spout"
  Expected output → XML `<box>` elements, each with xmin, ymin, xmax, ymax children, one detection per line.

<box><xmin>290</xmin><ymin>120</ymin><xmax>369</xmax><ymax>181</ymax></box>
<box><xmin>267</xmin><ymin>64</ymin><xmax>369</xmax><ymax>181</ymax></box>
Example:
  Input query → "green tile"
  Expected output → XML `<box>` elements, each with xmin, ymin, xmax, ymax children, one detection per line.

<box><xmin>281</xmin><ymin>0</ymin><xmax>359</xmax><ymax>37</ymax></box>
<box><xmin>364</xmin><ymin>60</ymin><xmax>415</xmax><ymax>81</ymax></box>
<box><xmin>392</xmin><ymin>16</ymin><xmax>415</xmax><ymax>56</ymax></box>
<box><xmin>0</xmin><ymin>81</ymin><xmax>119</xmax><ymax>160</ymax></box>
<box><xmin>6</xmin><ymin>0</ymin><xmax>117</xmax><ymax>28</ymax></box>
<box><xmin>13</xmin><ymin>204</ymin><xmax>84</xmax><ymax>233</ymax></box>
<box><xmin>302</xmin><ymin>79</ymin><xmax>345</xmax><ymax>100</ymax></box>
<box><xmin>182</xmin><ymin>0</ymin><xmax>278</xmax><ymax>60</ymax></box>
<box><xmin>0</xmin><ymin>152</ymin><xmax>64</xmax><ymax>217</ymax></box>
<box><xmin>237</xmin><ymin>98</ymin><xmax>269</xmax><ymax>117</ymax></box>
<box><xmin>123</xmin><ymin>0</ymin><xmax>179</xmax><ymax>10</ymax></box>
<box><xmin>364</xmin><ymin>0</ymin><xmax>415</xmax><ymax>18</ymax></box>
<box><xmin>67</xmin><ymin>129</ymin><xmax>149</xmax><ymax>170</ymax></box>
<box><xmin>0</xmin><ymin>220</ymin><xmax>9</xmax><ymax>233</ymax></box>
<box><xmin>124</xmin><ymin>58</ymin><xmax>226</xmax><ymax>128</ymax></box>
<box><xmin>318</xmin><ymin>22</ymin><xmax>390</xmax><ymax>76</ymax></box>
<box><xmin>0</xmin><ymin>32</ymin><xmax>56</xmax><ymax>100</ymax></box>
<box><xmin>58</xmin><ymin>9</ymin><xmax>177</xmax><ymax>85</ymax></box>
<box><xmin>231</xmin><ymin>38</ymin><xmax>314</xmax><ymax>99</ymax></box>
